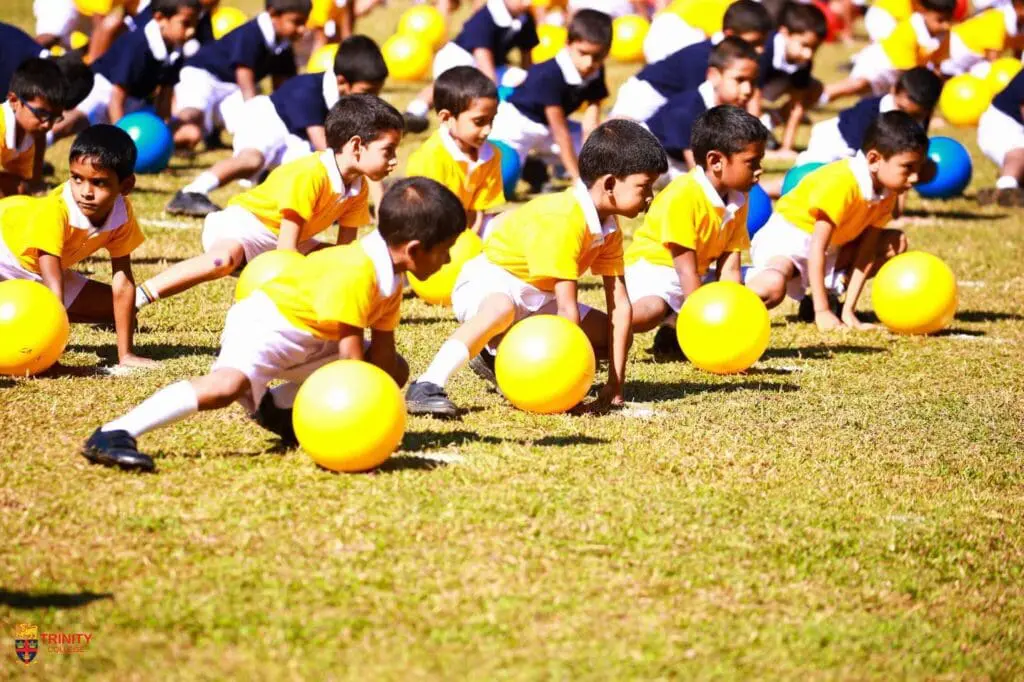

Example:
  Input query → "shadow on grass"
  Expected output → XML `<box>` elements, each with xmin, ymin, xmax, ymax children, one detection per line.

<box><xmin>375</xmin><ymin>455</ymin><xmax>452</xmax><ymax>473</ymax></box>
<box><xmin>762</xmin><ymin>344</ymin><xmax>884</xmax><ymax>360</ymax></box>
<box><xmin>66</xmin><ymin>343</ymin><xmax>219</xmax><ymax>362</ymax></box>
<box><xmin>934</xmin><ymin>327</ymin><xmax>986</xmax><ymax>337</ymax></box>
<box><xmin>628</xmin><ymin>379</ymin><xmax>799</xmax><ymax>402</ymax></box>
<box><xmin>401</xmin><ymin>316</ymin><xmax>454</xmax><ymax>326</ymax></box>
<box><xmin>0</xmin><ymin>589</ymin><xmax>113</xmax><ymax>610</ymax></box>
<box><xmin>534</xmin><ymin>434</ymin><xmax>608</xmax><ymax>446</ymax></box>
<box><xmin>956</xmin><ymin>310</ymin><xmax>1023</xmax><ymax>323</ymax></box>
<box><xmin>903</xmin><ymin>207</ymin><xmax>1004</xmax><ymax>221</ymax></box>
<box><xmin>402</xmin><ymin>429</ymin><xmax>507</xmax><ymax>451</ymax></box>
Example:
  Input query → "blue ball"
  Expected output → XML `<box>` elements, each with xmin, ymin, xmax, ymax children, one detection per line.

<box><xmin>747</xmin><ymin>183</ymin><xmax>772</xmax><ymax>238</ymax></box>
<box><xmin>781</xmin><ymin>162</ymin><xmax>825</xmax><ymax>195</ymax></box>
<box><xmin>115</xmin><ymin>111</ymin><xmax>173</xmax><ymax>174</ymax></box>
<box><xmin>915</xmin><ymin>136</ymin><xmax>972</xmax><ymax>199</ymax></box>
<box><xmin>490</xmin><ymin>139</ymin><xmax>521</xmax><ymax>200</ymax></box>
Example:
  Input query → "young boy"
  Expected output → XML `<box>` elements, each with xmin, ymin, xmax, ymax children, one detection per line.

<box><xmin>0</xmin><ymin>125</ymin><xmax>153</xmax><ymax>367</ymax></box>
<box><xmin>826</xmin><ymin>0</ymin><xmax>955</xmax><ymax>102</ymax></box>
<box><xmin>173</xmin><ymin>0</ymin><xmax>310</xmax><ymax>151</ymax></box>
<box><xmin>2</xmin><ymin>59</ymin><xmax>65</xmax><ymax>197</ymax></box>
<box><xmin>745</xmin><ymin>111</ymin><xmax>926</xmax><ymax>330</ymax></box>
<box><xmin>166</xmin><ymin>34</ymin><xmax>387</xmax><ymax>217</ymax></box>
<box><xmin>977</xmin><ymin>69</ymin><xmax>1024</xmax><ymax>206</ymax></box>
<box><xmin>940</xmin><ymin>1</ymin><xmax>1024</xmax><ymax>78</ymax></box>
<box><xmin>489</xmin><ymin>9</ymin><xmax>612</xmax><ymax>181</ymax></box>
<box><xmin>611</xmin><ymin>0</ymin><xmax>772</xmax><ymax>122</ymax></box>
<box><xmin>646</xmin><ymin>37</ymin><xmax>760</xmax><ymax>178</ymax></box>
<box><xmin>405</xmin><ymin>119</ymin><xmax>668</xmax><ymax>417</ymax></box>
<box><xmin>82</xmin><ymin>177</ymin><xmax>466</xmax><ymax>472</ymax></box>
<box><xmin>135</xmin><ymin>94</ymin><xmax>402</xmax><ymax>309</ymax></box>
<box><xmin>404</xmin><ymin>0</ymin><xmax>538</xmax><ymax>133</ymax></box>
<box><xmin>799</xmin><ymin>66</ymin><xmax>940</xmax><ymax>165</ymax></box>
<box><xmin>127</xmin><ymin>0</ymin><xmax>218</xmax><ymax>58</ymax></box>
<box><xmin>406</xmin><ymin>66</ymin><xmax>504</xmax><ymax>237</ymax></box>
<box><xmin>625</xmin><ymin>106</ymin><xmax>767</xmax><ymax>356</ymax></box>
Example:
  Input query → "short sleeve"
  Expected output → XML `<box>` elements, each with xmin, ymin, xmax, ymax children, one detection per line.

<box><xmin>309</xmin><ymin>261</ymin><xmax>376</xmax><ymax>329</ymax></box>
<box><xmin>21</xmin><ymin>198</ymin><xmax>66</xmax><ymax>259</ymax></box>
<box><xmin>531</xmin><ymin>65</ymin><xmax>567</xmax><ymax>108</ymax></box>
<box><xmin>371</xmin><ymin>290</ymin><xmax>402</xmax><ymax>332</ymax></box>
<box><xmin>470</xmin><ymin>153</ymin><xmax>505</xmax><ymax>212</ymax></box>
<box><xmin>589</xmin><ymin>229</ymin><xmax>625</xmax><ymax>277</ymax></box>
<box><xmin>654</xmin><ymin>187</ymin><xmax>699</xmax><ymax>251</ymax></box>
<box><xmin>226</xmin><ymin>27</ymin><xmax>265</xmax><ymax>69</ymax></box>
<box><xmin>336</xmin><ymin>182</ymin><xmax>372</xmax><ymax>228</ymax></box>
<box><xmin>104</xmin><ymin>46</ymin><xmax>148</xmax><ymax>90</ymax></box>
<box><xmin>280</xmin><ymin>169</ymin><xmax>324</xmax><ymax>222</ymax></box>
<box><xmin>269</xmin><ymin>48</ymin><xmax>298</xmax><ymax>78</ymax></box>
<box><xmin>105</xmin><ymin>216</ymin><xmax>146</xmax><ymax>258</ymax></box>
<box><xmin>457</xmin><ymin>12</ymin><xmax>499</xmax><ymax>52</ymax></box>
<box><xmin>526</xmin><ymin>219</ymin><xmax>585</xmax><ymax>281</ymax></box>
<box><xmin>661</xmin><ymin>103</ymin><xmax>698</xmax><ymax>156</ymax></box>
<box><xmin>724</xmin><ymin>203</ymin><xmax>751</xmax><ymax>252</ymax></box>
<box><xmin>516</xmin><ymin>17</ymin><xmax>540</xmax><ymax>50</ymax></box>
<box><xmin>807</xmin><ymin>179</ymin><xmax>854</xmax><ymax>228</ymax></box>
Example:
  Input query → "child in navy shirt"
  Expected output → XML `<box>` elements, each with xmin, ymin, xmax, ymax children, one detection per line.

<box><xmin>127</xmin><ymin>0</ymin><xmax>218</xmax><ymax>57</ymax></box>
<box><xmin>611</xmin><ymin>0</ymin><xmax>772</xmax><ymax>122</ymax></box>
<box><xmin>978</xmin><ymin>69</ymin><xmax>1024</xmax><ymax>206</ymax></box>
<box><xmin>489</xmin><ymin>9</ymin><xmax>611</xmax><ymax>181</ymax></box>
<box><xmin>173</xmin><ymin>0</ymin><xmax>310</xmax><ymax>152</ymax></box>
<box><xmin>167</xmin><ymin>35</ymin><xmax>388</xmax><ymax>216</ymax></box>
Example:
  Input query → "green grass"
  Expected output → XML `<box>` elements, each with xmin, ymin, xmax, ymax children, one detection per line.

<box><xmin>2</xmin><ymin>1</ymin><xmax>1024</xmax><ymax>679</ymax></box>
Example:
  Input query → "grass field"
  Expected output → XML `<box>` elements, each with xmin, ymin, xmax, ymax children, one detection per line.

<box><xmin>1</xmin><ymin>0</ymin><xmax>1023</xmax><ymax>679</ymax></box>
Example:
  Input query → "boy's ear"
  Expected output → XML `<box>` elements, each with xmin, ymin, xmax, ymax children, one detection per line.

<box><xmin>402</xmin><ymin>239</ymin><xmax>424</xmax><ymax>264</ymax></box>
<box><xmin>336</xmin><ymin>74</ymin><xmax>350</xmax><ymax>94</ymax></box>
<box><xmin>346</xmin><ymin>135</ymin><xmax>363</xmax><ymax>154</ymax></box>
<box><xmin>865</xmin><ymin>149</ymin><xmax>883</xmax><ymax>166</ymax></box>
<box><xmin>602</xmin><ymin>174</ymin><xmax>616</xmax><ymax>194</ymax></box>
<box><xmin>706</xmin><ymin>149</ymin><xmax>724</xmax><ymax>171</ymax></box>
<box><xmin>437</xmin><ymin>108</ymin><xmax>454</xmax><ymax>122</ymax></box>
<box><xmin>120</xmin><ymin>173</ymin><xmax>137</xmax><ymax>196</ymax></box>
<box><xmin>6</xmin><ymin>92</ymin><xmax>17</xmax><ymax>106</ymax></box>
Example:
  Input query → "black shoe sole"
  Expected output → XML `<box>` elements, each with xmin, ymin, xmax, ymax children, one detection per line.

<box><xmin>81</xmin><ymin>447</ymin><xmax>156</xmax><ymax>472</ymax></box>
<box><xmin>468</xmin><ymin>355</ymin><xmax>497</xmax><ymax>386</ymax></box>
<box><xmin>406</xmin><ymin>402</ymin><xmax>460</xmax><ymax>419</ymax></box>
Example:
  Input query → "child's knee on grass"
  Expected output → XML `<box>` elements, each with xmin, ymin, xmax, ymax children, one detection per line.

<box><xmin>631</xmin><ymin>295</ymin><xmax>670</xmax><ymax>333</ymax></box>
<box><xmin>191</xmin><ymin>369</ymin><xmax>251</xmax><ymax>410</ymax></box>
<box><xmin>580</xmin><ymin>308</ymin><xmax>613</xmax><ymax>357</ymax></box>
<box><xmin>747</xmin><ymin>263</ymin><xmax>791</xmax><ymax>309</ymax></box>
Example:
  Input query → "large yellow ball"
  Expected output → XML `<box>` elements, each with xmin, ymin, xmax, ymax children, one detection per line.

<box><xmin>985</xmin><ymin>57</ymin><xmax>1022</xmax><ymax>95</ymax></box>
<box><xmin>610</xmin><ymin>15</ymin><xmax>649</xmax><ymax>62</ymax></box>
<box><xmin>0</xmin><ymin>280</ymin><xmax>70</xmax><ymax>377</ymax></box>
<box><xmin>495</xmin><ymin>314</ymin><xmax>596</xmax><ymax>414</ymax></box>
<box><xmin>532</xmin><ymin>24</ymin><xmax>567</xmax><ymax>63</ymax></box>
<box><xmin>407</xmin><ymin>230</ymin><xmax>482</xmax><ymax>306</ymax></box>
<box><xmin>939</xmin><ymin>74</ymin><xmax>992</xmax><ymax>127</ymax></box>
<box><xmin>397</xmin><ymin>5</ymin><xmax>447</xmax><ymax>50</ymax></box>
<box><xmin>211</xmin><ymin>6</ymin><xmax>248</xmax><ymax>40</ymax></box>
<box><xmin>676</xmin><ymin>281</ymin><xmax>770</xmax><ymax>374</ymax></box>
<box><xmin>306</xmin><ymin>43</ymin><xmax>339</xmax><ymax>73</ymax></box>
<box><xmin>382</xmin><ymin>34</ymin><xmax>433</xmax><ymax>82</ymax></box>
<box><xmin>293</xmin><ymin>360</ymin><xmax>406</xmax><ymax>472</ymax></box>
<box><xmin>234</xmin><ymin>250</ymin><xmax>305</xmax><ymax>302</ymax></box>
<box><xmin>872</xmin><ymin>251</ymin><xmax>957</xmax><ymax>335</ymax></box>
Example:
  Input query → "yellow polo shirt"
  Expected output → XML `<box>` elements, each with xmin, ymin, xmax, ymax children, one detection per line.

<box><xmin>405</xmin><ymin>128</ymin><xmax>505</xmax><ymax>214</ymax></box>
<box><xmin>774</xmin><ymin>154</ymin><xmax>897</xmax><ymax>246</ymax></box>
<box><xmin>0</xmin><ymin>183</ymin><xmax>144</xmax><ymax>274</ymax></box>
<box><xmin>625</xmin><ymin>167</ymin><xmax>749</xmax><ymax>274</ymax></box>
<box><xmin>483</xmin><ymin>181</ymin><xmax>624</xmax><ymax>291</ymax></box>
<box><xmin>0</xmin><ymin>102</ymin><xmax>36</xmax><ymax>181</ymax></box>
<box><xmin>953</xmin><ymin>6</ymin><xmax>1016</xmax><ymax>54</ymax></box>
<box><xmin>228</xmin><ymin>151</ymin><xmax>371</xmax><ymax>243</ymax></box>
<box><xmin>260</xmin><ymin>230</ymin><xmax>403</xmax><ymax>340</ymax></box>
<box><xmin>881</xmin><ymin>14</ymin><xmax>945</xmax><ymax>70</ymax></box>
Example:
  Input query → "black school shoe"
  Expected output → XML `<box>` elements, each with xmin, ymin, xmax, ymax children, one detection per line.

<box><xmin>81</xmin><ymin>428</ymin><xmax>155</xmax><ymax>472</ymax></box>
<box><xmin>648</xmin><ymin>325</ymin><xmax>685</xmax><ymax>360</ymax></box>
<box><xmin>166</xmin><ymin>190</ymin><xmax>221</xmax><ymax>217</ymax></box>
<box><xmin>405</xmin><ymin>381</ymin><xmax>458</xmax><ymax>418</ymax></box>
<box><xmin>253</xmin><ymin>393</ymin><xmax>298</xmax><ymax>447</ymax></box>
<box><xmin>403</xmin><ymin>113</ymin><xmax>430</xmax><ymax>134</ymax></box>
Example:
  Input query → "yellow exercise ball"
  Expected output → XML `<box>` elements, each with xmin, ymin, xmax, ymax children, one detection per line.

<box><xmin>676</xmin><ymin>281</ymin><xmax>770</xmax><ymax>374</ymax></box>
<box><xmin>382</xmin><ymin>34</ymin><xmax>433</xmax><ymax>82</ymax></box>
<box><xmin>985</xmin><ymin>57</ymin><xmax>1022</xmax><ymax>95</ymax></box>
<box><xmin>293</xmin><ymin>360</ymin><xmax>406</xmax><ymax>472</ymax></box>
<box><xmin>234</xmin><ymin>250</ymin><xmax>305</xmax><ymax>302</ymax></box>
<box><xmin>532</xmin><ymin>24</ymin><xmax>567</xmax><ymax>63</ymax></box>
<box><xmin>407</xmin><ymin>230</ymin><xmax>482</xmax><ymax>306</ymax></box>
<box><xmin>306</xmin><ymin>43</ymin><xmax>339</xmax><ymax>73</ymax></box>
<box><xmin>495</xmin><ymin>314</ymin><xmax>596</xmax><ymax>414</ymax></box>
<box><xmin>939</xmin><ymin>74</ymin><xmax>992</xmax><ymax>127</ymax></box>
<box><xmin>0</xmin><ymin>280</ymin><xmax>70</xmax><ymax>377</ymax></box>
<box><xmin>397</xmin><ymin>5</ymin><xmax>447</xmax><ymax>51</ymax></box>
<box><xmin>211</xmin><ymin>6</ymin><xmax>248</xmax><ymax>40</ymax></box>
<box><xmin>872</xmin><ymin>251</ymin><xmax>958</xmax><ymax>335</ymax></box>
<box><xmin>73</xmin><ymin>0</ymin><xmax>116</xmax><ymax>16</ymax></box>
<box><xmin>610</xmin><ymin>15</ymin><xmax>649</xmax><ymax>62</ymax></box>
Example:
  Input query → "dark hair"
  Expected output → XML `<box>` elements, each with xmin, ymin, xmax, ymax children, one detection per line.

<box><xmin>53</xmin><ymin>55</ymin><xmax>94</xmax><ymax>110</ymax></box>
<box><xmin>378</xmin><ymin>177</ymin><xmax>466</xmax><ymax>250</ymax></box>
<box><xmin>862</xmin><ymin>110</ymin><xmax>929</xmax><ymax>157</ymax></box>
<box><xmin>433</xmin><ymin>66</ymin><xmax>498</xmax><ymax>116</ymax></box>
<box><xmin>896</xmin><ymin>67</ymin><xmax>942</xmax><ymax>110</ymax></box>
<box><xmin>150</xmin><ymin>0</ymin><xmax>202</xmax><ymax>17</ymax></box>
<box><xmin>708</xmin><ymin>35</ymin><xmax>760</xmax><ymax>71</ymax></box>
<box><xmin>567</xmin><ymin>9</ymin><xmax>613</xmax><ymax>50</ymax></box>
<box><xmin>266</xmin><ymin>0</ymin><xmax>312</xmax><ymax>14</ymax></box>
<box><xmin>8</xmin><ymin>58</ymin><xmax>65</xmax><ymax>107</ymax></box>
<box><xmin>334</xmin><ymin>35</ymin><xmax>388</xmax><ymax>85</ymax></box>
<box><xmin>578</xmin><ymin>119</ymin><xmax>668</xmax><ymax>186</ymax></box>
<box><xmin>779</xmin><ymin>2</ymin><xmax>828</xmax><ymax>40</ymax></box>
<box><xmin>325</xmin><ymin>94</ymin><xmax>404</xmax><ymax>150</ymax></box>
<box><xmin>691</xmin><ymin>105</ymin><xmax>768</xmax><ymax>168</ymax></box>
<box><xmin>723</xmin><ymin>0</ymin><xmax>774</xmax><ymax>35</ymax></box>
<box><xmin>919</xmin><ymin>0</ymin><xmax>956</xmax><ymax>14</ymax></box>
<box><xmin>69</xmin><ymin>124</ymin><xmax>137</xmax><ymax>181</ymax></box>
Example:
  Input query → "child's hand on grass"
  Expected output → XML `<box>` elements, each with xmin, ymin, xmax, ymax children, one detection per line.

<box><xmin>573</xmin><ymin>385</ymin><xmax>625</xmax><ymax>415</ymax></box>
<box><xmin>815</xmin><ymin>310</ymin><xmax>846</xmax><ymax>332</ymax></box>
<box><xmin>841</xmin><ymin>312</ymin><xmax>877</xmax><ymax>331</ymax></box>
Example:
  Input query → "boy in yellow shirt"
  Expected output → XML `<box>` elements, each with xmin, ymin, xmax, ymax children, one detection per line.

<box><xmin>745</xmin><ymin>111</ymin><xmax>927</xmax><ymax>331</ymax></box>
<box><xmin>406</xmin><ymin>66</ymin><xmax>504</xmax><ymax>237</ymax></box>
<box><xmin>2</xmin><ymin>59</ymin><xmax>65</xmax><ymax>197</ymax></box>
<box><xmin>0</xmin><ymin>125</ymin><xmax>153</xmax><ymax>367</ymax></box>
<box><xmin>82</xmin><ymin>177</ymin><xmax>465</xmax><ymax>471</ymax></box>
<box><xmin>135</xmin><ymin>94</ymin><xmax>402</xmax><ymax>309</ymax></box>
<box><xmin>940</xmin><ymin>1</ymin><xmax>1024</xmax><ymax>77</ymax></box>
<box><xmin>406</xmin><ymin>120</ymin><xmax>668</xmax><ymax>417</ymax></box>
<box><xmin>625</xmin><ymin>106</ymin><xmax>767</xmax><ymax>357</ymax></box>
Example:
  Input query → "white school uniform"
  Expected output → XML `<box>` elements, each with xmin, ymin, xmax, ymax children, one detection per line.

<box><xmin>643</xmin><ymin>12</ymin><xmax>706</xmax><ymax>65</ymax></box>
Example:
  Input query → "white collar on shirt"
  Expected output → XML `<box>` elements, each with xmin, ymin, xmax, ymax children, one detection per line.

<box><xmin>572</xmin><ymin>179</ymin><xmax>617</xmax><ymax>244</ymax></box>
<box><xmin>555</xmin><ymin>48</ymin><xmax>584</xmax><ymax>85</ymax></box>
<box><xmin>910</xmin><ymin>12</ymin><xmax>941</xmax><ymax>52</ymax></box>
<box><xmin>439</xmin><ymin>125</ymin><xmax>494</xmax><ymax>168</ymax></box>
<box><xmin>710</xmin><ymin>31</ymin><xmax>725</xmax><ymax>45</ymax></box>
<box><xmin>143</xmin><ymin>18</ymin><xmax>180</xmax><ymax>64</ymax></box>
<box><xmin>487</xmin><ymin>0</ymin><xmax>522</xmax><ymax>30</ymax></box>
<box><xmin>2</xmin><ymin>102</ymin><xmax>34</xmax><ymax>154</ymax></box>
<box><xmin>257</xmin><ymin>12</ymin><xmax>289</xmax><ymax>54</ymax></box>
<box><xmin>697</xmin><ymin>80</ymin><xmax>718</xmax><ymax>108</ymax></box>
<box><xmin>848</xmin><ymin>151</ymin><xmax>888</xmax><ymax>202</ymax></box>
<box><xmin>317</xmin><ymin>150</ymin><xmax>363</xmax><ymax>198</ymax></box>
<box><xmin>61</xmin><ymin>182</ymin><xmax>129</xmax><ymax>232</ymax></box>
<box><xmin>771</xmin><ymin>32</ymin><xmax>801</xmax><ymax>74</ymax></box>
<box><xmin>692</xmin><ymin>166</ymin><xmax>746</xmax><ymax>223</ymax></box>
<box><xmin>322</xmin><ymin>69</ymin><xmax>340</xmax><ymax>109</ymax></box>
<box><xmin>879</xmin><ymin>93</ymin><xmax>897</xmax><ymax>113</ymax></box>
<box><xmin>360</xmin><ymin>229</ymin><xmax>401</xmax><ymax>297</ymax></box>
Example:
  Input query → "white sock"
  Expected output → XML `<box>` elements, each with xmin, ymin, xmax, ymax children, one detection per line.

<box><xmin>101</xmin><ymin>381</ymin><xmax>199</xmax><ymax>438</ymax></box>
<box><xmin>269</xmin><ymin>382</ymin><xmax>299</xmax><ymax>409</ymax></box>
<box><xmin>405</xmin><ymin>99</ymin><xmax>429</xmax><ymax>117</ymax></box>
<box><xmin>134</xmin><ymin>282</ymin><xmax>159</xmax><ymax>309</ymax></box>
<box><xmin>996</xmin><ymin>175</ymin><xmax>1019</xmax><ymax>190</ymax></box>
<box><xmin>183</xmin><ymin>171</ymin><xmax>220</xmax><ymax>195</ymax></box>
<box><xmin>417</xmin><ymin>339</ymin><xmax>470</xmax><ymax>388</ymax></box>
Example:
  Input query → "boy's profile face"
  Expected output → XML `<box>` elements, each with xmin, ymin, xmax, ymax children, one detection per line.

<box><xmin>354</xmin><ymin>129</ymin><xmax>401</xmax><ymax>181</ymax></box>
<box><xmin>606</xmin><ymin>172</ymin><xmax>659</xmax><ymax>218</ymax></box>
<box><xmin>9</xmin><ymin>94</ymin><xmax>62</xmax><ymax>134</ymax></box>
<box><xmin>714</xmin><ymin>141</ymin><xmax>765</xmax><ymax>193</ymax></box>
<box><xmin>270</xmin><ymin>10</ymin><xmax>309</xmax><ymax>41</ymax></box>
<box><xmin>442</xmin><ymin>96</ymin><xmax>498</xmax><ymax>154</ymax></box>
<box><xmin>409</xmin><ymin>235</ymin><xmax>459</xmax><ymax>280</ymax></box>
<box><xmin>868</xmin><ymin>148</ymin><xmax>924</xmax><ymax>193</ymax></box>
<box><xmin>921</xmin><ymin>9</ymin><xmax>953</xmax><ymax>35</ymax></box>
<box><xmin>893</xmin><ymin>89</ymin><xmax>928</xmax><ymax>122</ymax></box>
<box><xmin>69</xmin><ymin>157</ymin><xmax>133</xmax><ymax>225</ymax></box>
<box><xmin>505</xmin><ymin>0</ymin><xmax>532</xmax><ymax>15</ymax></box>
<box><xmin>709</xmin><ymin>59</ymin><xmax>758</xmax><ymax>108</ymax></box>
<box><xmin>781</xmin><ymin>28</ymin><xmax>820</xmax><ymax>65</ymax></box>
<box><xmin>157</xmin><ymin>6</ymin><xmax>199</xmax><ymax>47</ymax></box>
<box><xmin>567</xmin><ymin>40</ymin><xmax>608</xmax><ymax>80</ymax></box>
<box><xmin>731</xmin><ymin>30</ymin><xmax>768</xmax><ymax>54</ymax></box>
<box><xmin>339</xmin><ymin>78</ymin><xmax>384</xmax><ymax>96</ymax></box>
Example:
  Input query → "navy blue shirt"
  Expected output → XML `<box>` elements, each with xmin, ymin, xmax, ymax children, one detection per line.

<box><xmin>507</xmin><ymin>55</ymin><xmax>609</xmax><ymax>125</ymax></box>
<box><xmin>186</xmin><ymin>14</ymin><xmax>297</xmax><ymax>84</ymax></box>
<box><xmin>128</xmin><ymin>6</ymin><xmax>215</xmax><ymax>45</ymax></box>
<box><xmin>92</xmin><ymin>21</ymin><xmax>183</xmax><ymax>99</ymax></box>
<box><xmin>646</xmin><ymin>87</ymin><xmax>710</xmax><ymax>162</ymax></box>
<box><xmin>759</xmin><ymin>32</ymin><xmax>812</xmax><ymax>90</ymax></box>
<box><xmin>837</xmin><ymin>95</ymin><xmax>884</xmax><ymax>150</ymax></box>
<box><xmin>0</xmin><ymin>22</ymin><xmax>45</xmax><ymax>95</ymax></box>
<box><xmin>637</xmin><ymin>39</ymin><xmax>713</xmax><ymax>98</ymax></box>
<box><xmin>453</xmin><ymin>4</ymin><xmax>539</xmax><ymax>68</ymax></box>
<box><xmin>993</xmin><ymin>69</ymin><xmax>1024</xmax><ymax>124</ymax></box>
<box><xmin>269</xmin><ymin>73</ymin><xmax>329</xmax><ymax>140</ymax></box>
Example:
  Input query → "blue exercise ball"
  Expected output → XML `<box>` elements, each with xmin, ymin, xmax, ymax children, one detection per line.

<box><xmin>747</xmin><ymin>183</ymin><xmax>772</xmax><ymax>237</ymax></box>
<box><xmin>915</xmin><ymin>136</ymin><xmax>972</xmax><ymax>199</ymax></box>
<box><xmin>781</xmin><ymin>162</ymin><xmax>825</xmax><ymax>195</ymax></box>
<box><xmin>490</xmin><ymin>139</ymin><xmax>521</xmax><ymax>200</ymax></box>
<box><xmin>115</xmin><ymin>111</ymin><xmax>173</xmax><ymax>174</ymax></box>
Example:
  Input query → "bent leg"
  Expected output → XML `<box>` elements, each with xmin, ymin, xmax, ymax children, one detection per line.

<box><xmin>142</xmin><ymin>238</ymin><xmax>245</xmax><ymax>301</ymax></box>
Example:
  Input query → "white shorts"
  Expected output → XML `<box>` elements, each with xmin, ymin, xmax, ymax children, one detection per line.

<box><xmin>0</xmin><ymin>235</ymin><xmax>88</xmax><ymax>308</ymax></box>
<box><xmin>173</xmin><ymin>66</ymin><xmax>246</xmax><ymax>135</ymax></box>
<box><xmin>75</xmin><ymin>74</ymin><xmax>149</xmax><ymax>125</ymax></box>
<box><xmin>863</xmin><ymin>6</ymin><xmax>898</xmax><ymax>42</ymax></box>
<box><xmin>977</xmin><ymin>105</ymin><xmax>1024</xmax><ymax>168</ymax></box>
<box><xmin>432</xmin><ymin>42</ymin><xmax>476</xmax><ymax>80</ymax></box>
<box><xmin>850</xmin><ymin>43</ymin><xmax>899</xmax><ymax>96</ymax></box>
<box><xmin>35</xmin><ymin>0</ymin><xmax>79</xmax><ymax>40</ymax></box>
<box><xmin>451</xmin><ymin>254</ymin><xmax>592</xmax><ymax>325</ymax></box>
<box><xmin>625</xmin><ymin>259</ymin><xmax>685</xmax><ymax>315</ymax></box>
<box><xmin>939</xmin><ymin>32</ymin><xmax>984</xmax><ymax>77</ymax></box>
<box><xmin>643</xmin><ymin>13</ymin><xmax>705</xmax><ymax>65</ymax></box>
<box><xmin>231</xmin><ymin>96</ymin><xmax>313</xmax><ymax>179</ymax></box>
<box><xmin>489</xmin><ymin>101</ymin><xmax>583</xmax><ymax>166</ymax></box>
<box><xmin>211</xmin><ymin>290</ymin><xmax>340</xmax><ymax>413</ymax></box>
<box><xmin>201</xmin><ymin>205</ymin><xmax>322</xmax><ymax>264</ymax></box>
<box><xmin>569</xmin><ymin>0</ymin><xmax>635</xmax><ymax>18</ymax></box>
<box><xmin>609</xmin><ymin>77</ymin><xmax>668</xmax><ymax>122</ymax></box>
<box><xmin>797</xmin><ymin>117</ymin><xmax>855</xmax><ymax>165</ymax></box>
<box><xmin>747</xmin><ymin>215</ymin><xmax>845</xmax><ymax>301</ymax></box>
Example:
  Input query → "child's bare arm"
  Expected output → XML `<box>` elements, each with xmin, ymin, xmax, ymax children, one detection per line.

<box><xmin>235</xmin><ymin>66</ymin><xmax>258</xmax><ymax>100</ymax></box>
<box><xmin>780</xmin><ymin>93</ymin><xmax>805</xmax><ymax>153</ymax></box>
<box><xmin>37</xmin><ymin>252</ymin><xmax>64</xmax><ymax>301</ymax></box>
<box><xmin>472</xmin><ymin>48</ymin><xmax>498</xmax><ymax>82</ymax></box>
<box><xmin>668</xmin><ymin>245</ymin><xmax>702</xmax><ymax>296</ymax></box>
<box><xmin>840</xmin><ymin>227</ymin><xmax>883</xmax><ymax>330</ymax></box>
<box><xmin>0</xmin><ymin>173</ymin><xmax>24</xmax><ymax>197</ymax></box>
<box><xmin>716</xmin><ymin>251</ymin><xmax>742</xmax><ymax>283</ymax></box>
<box><xmin>808</xmin><ymin>218</ymin><xmax>842</xmax><ymax>330</ymax></box>
<box><xmin>552</xmin><ymin>278</ymin><xmax>581</xmax><ymax>325</ymax></box>
<box><xmin>306</xmin><ymin>126</ymin><xmax>328</xmax><ymax>152</ymax></box>
<box><xmin>545</xmin><ymin>105</ymin><xmax>579</xmax><ymax>179</ymax></box>
<box><xmin>335</xmin><ymin>227</ymin><xmax>357</xmax><ymax>245</ymax></box>
<box><xmin>581</xmin><ymin>102</ymin><xmax>601</xmax><ymax>142</ymax></box>
<box><xmin>337</xmin><ymin>325</ymin><xmax>365</xmax><ymax>360</ymax></box>
<box><xmin>112</xmin><ymin>255</ymin><xmax>158</xmax><ymax>367</ymax></box>
<box><xmin>277</xmin><ymin>214</ymin><xmax>303</xmax><ymax>251</ymax></box>
<box><xmin>154</xmin><ymin>85</ymin><xmax>173</xmax><ymax>120</ymax></box>
<box><xmin>467</xmin><ymin>210</ymin><xmax>483</xmax><ymax>235</ymax></box>
<box><xmin>602</xmin><ymin>274</ymin><xmax>631</xmax><ymax>406</ymax></box>
<box><xmin>108</xmin><ymin>84</ymin><xmax>129</xmax><ymax>125</ymax></box>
